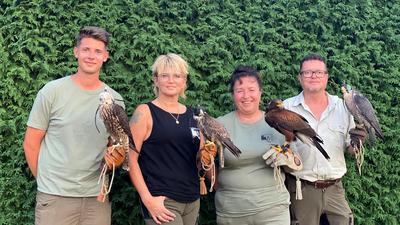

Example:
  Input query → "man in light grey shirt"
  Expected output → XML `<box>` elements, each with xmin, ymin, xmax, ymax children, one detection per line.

<box><xmin>23</xmin><ymin>26</ymin><xmax>123</xmax><ymax>225</ymax></box>
<box><xmin>284</xmin><ymin>53</ymin><xmax>366</xmax><ymax>225</ymax></box>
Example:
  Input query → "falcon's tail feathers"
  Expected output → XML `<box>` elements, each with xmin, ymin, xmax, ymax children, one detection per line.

<box><xmin>367</xmin><ymin>127</ymin><xmax>377</xmax><ymax>145</ymax></box>
<box><xmin>221</xmin><ymin>138</ymin><xmax>242</xmax><ymax>158</ymax></box>
<box><xmin>313</xmin><ymin>138</ymin><xmax>330</xmax><ymax>159</ymax></box>
<box><xmin>372</xmin><ymin>125</ymin><xmax>384</xmax><ymax>140</ymax></box>
<box><xmin>297</xmin><ymin>133</ymin><xmax>330</xmax><ymax>159</ymax></box>
<box><xmin>128</xmin><ymin>136</ymin><xmax>140</xmax><ymax>154</ymax></box>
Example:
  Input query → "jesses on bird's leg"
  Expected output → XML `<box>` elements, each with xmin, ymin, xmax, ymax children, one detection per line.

<box><xmin>282</xmin><ymin>142</ymin><xmax>291</xmax><ymax>153</ymax></box>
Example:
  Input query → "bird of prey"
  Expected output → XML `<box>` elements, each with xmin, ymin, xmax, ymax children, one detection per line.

<box><xmin>95</xmin><ymin>88</ymin><xmax>139</xmax><ymax>171</ymax></box>
<box><xmin>265</xmin><ymin>99</ymin><xmax>330</xmax><ymax>160</ymax></box>
<box><xmin>95</xmin><ymin>88</ymin><xmax>139</xmax><ymax>202</ymax></box>
<box><xmin>341</xmin><ymin>84</ymin><xmax>384</xmax><ymax>175</ymax></box>
<box><xmin>341</xmin><ymin>84</ymin><xmax>384</xmax><ymax>142</ymax></box>
<box><xmin>193</xmin><ymin>108</ymin><xmax>241</xmax><ymax>167</ymax></box>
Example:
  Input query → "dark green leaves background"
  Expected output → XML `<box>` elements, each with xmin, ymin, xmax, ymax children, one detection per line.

<box><xmin>1</xmin><ymin>1</ymin><xmax>399</xmax><ymax>224</ymax></box>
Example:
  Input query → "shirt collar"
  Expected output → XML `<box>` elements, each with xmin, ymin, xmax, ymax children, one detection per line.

<box><xmin>292</xmin><ymin>91</ymin><xmax>305</xmax><ymax>106</ymax></box>
<box><xmin>293</xmin><ymin>91</ymin><xmax>340</xmax><ymax>110</ymax></box>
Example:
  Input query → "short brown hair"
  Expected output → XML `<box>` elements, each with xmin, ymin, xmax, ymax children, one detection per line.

<box><xmin>229</xmin><ymin>66</ymin><xmax>262</xmax><ymax>94</ymax></box>
<box><xmin>75</xmin><ymin>26</ymin><xmax>111</xmax><ymax>49</ymax></box>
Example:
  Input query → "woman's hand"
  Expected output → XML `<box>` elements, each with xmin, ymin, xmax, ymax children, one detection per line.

<box><xmin>144</xmin><ymin>196</ymin><xmax>176</xmax><ymax>224</ymax></box>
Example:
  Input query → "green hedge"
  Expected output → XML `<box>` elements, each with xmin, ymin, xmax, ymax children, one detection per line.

<box><xmin>1</xmin><ymin>1</ymin><xmax>399</xmax><ymax>224</ymax></box>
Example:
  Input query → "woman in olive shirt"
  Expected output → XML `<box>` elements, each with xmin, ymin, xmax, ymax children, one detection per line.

<box><xmin>216</xmin><ymin>66</ymin><xmax>290</xmax><ymax>225</ymax></box>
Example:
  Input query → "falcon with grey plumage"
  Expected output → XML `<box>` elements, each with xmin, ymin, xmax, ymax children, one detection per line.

<box><xmin>265</xmin><ymin>99</ymin><xmax>330</xmax><ymax>159</ymax></box>
<box><xmin>341</xmin><ymin>84</ymin><xmax>384</xmax><ymax>142</ymax></box>
<box><xmin>193</xmin><ymin>108</ymin><xmax>241</xmax><ymax>167</ymax></box>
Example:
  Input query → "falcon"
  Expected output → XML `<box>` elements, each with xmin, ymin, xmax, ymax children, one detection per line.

<box><xmin>95</xmin><ymin>88</ymin><xmax>139</xmax><ymax>170</ymax></box>
<box><xmin>341</xmin><ymin>84</ymin><xmax>384</xmax><ymax>142</ymax></box>
<box><xmin>265</xmin><ymin>99</ymin><xmax>330</xmax><ymax>159</ymax></box>
<box><xmin>193</xmin><ymin>108</ymin><xmax>241</xmax><ymax>167</ymax></box>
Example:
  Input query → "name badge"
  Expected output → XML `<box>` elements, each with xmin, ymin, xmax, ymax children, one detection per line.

<box><xmin>190</xmin><ymin>127</ymin><xmax>200</xmax><ymax>140</ymax></box>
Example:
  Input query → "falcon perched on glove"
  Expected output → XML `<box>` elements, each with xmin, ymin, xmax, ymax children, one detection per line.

<box><xmin>193</xmin><ymin>108</ymin><xmax>241</xmax><ymax>168</ymax></box>
<box><xmin>265</xmin><ymin>99</ymin><xmax>330</xmax><ymax>160</ymax></box>
<box><xmin>95</xmin><ymin>88</ymin><xmax>139</xmax><ymax>201</ymax></box>
<box><xmin>341</xmin><ymin>84</ymin><xmax>384</xmax><ymax>174</ymax></box>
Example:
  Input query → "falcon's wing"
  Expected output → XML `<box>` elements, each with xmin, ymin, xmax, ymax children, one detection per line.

<box><xmin>266</xmin><ymin>109</ymin><xmax>329</xmax><ymax>159</ymax></box>
<box><xmin>112</xmin><ymin>104</ymin><xmax>130</xmax><ymax>137</ymax></box>
<box><xmin>267</xmin><ymin>109</ymin><xmax>316</xmax><ymax>137</ymax></box>
<box><xmin>353</xmin><ymin>92</ymin><xmax>384</xmax><ymax>139</ymax></box>
<box><xmin>265</xmin><ymin>110</ymin><xmax>293</xmax><ymax>140</ymax></box>
<box><xmin>204</xmin><ymin>114</ymin><xmax>230</xmax><ymax>139</ymax></box>
<box><xmin>203</xmin><ymin>114</ymin><xmax>241</xmax><ymax>157</ymax></box>
<box><xmin>112</xmin><ymin>104</ymin><xmax>138</xmax><ymax>152</ymax></box>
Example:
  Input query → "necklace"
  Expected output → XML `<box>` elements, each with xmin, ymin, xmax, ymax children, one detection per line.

<box><xmin>169</xmin><ymin>111</ymin><xmax>180</xmax><ymax>124</ymax></box>
<box><xmin>157</xmin><ymin>99</ymin><xmax>180</xmax><ymax>124</ymax></box>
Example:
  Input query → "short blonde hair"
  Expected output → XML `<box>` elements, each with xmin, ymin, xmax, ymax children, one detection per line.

<box><xmin>152</xmin><ymin>53</ymin><xmax>189</xmax><ymax>98</ymax></box>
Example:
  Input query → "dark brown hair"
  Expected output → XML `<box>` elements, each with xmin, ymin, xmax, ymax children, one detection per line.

<box><xmin>299</xmin><ymin>53</ymin><xmax>327</xmax><ymax>72</ymax></box>
<box><xmin>229</xmin><ymin>66</ymin><xmax>262</xmax><ymax>93</ymax></box>
<box><xmin>75</xmin><ymin>26</ymin><xmax>110</xmax><ymax>48</ymax></box>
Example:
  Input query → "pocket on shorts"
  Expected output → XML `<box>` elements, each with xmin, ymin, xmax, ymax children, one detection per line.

<box><xmin>36</xmin><ymin>192</ymin><xmax>58</xmax><ymax>210</ymax></box>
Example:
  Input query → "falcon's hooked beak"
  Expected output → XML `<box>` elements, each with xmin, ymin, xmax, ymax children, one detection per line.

<box><xmin>275</xmin><ymin>100</ymin><xmax>284</xmax><ymax>108</ymax></box>
<box><xmin>341</xmin><ymin>83</ymin><xmax>352</xmax><ymax>94</ymax></box>
<box><xmin>266</xmin><ymin>99</ymin><xmax>284</xmax><ymax>111</ymax></box>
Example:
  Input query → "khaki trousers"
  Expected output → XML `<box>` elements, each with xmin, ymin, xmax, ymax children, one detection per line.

<box><xmin>143</xmin><ymin>198</ymin><xmax>200</xmax><ymax>225</ymax></box>
<box><xmin>287</xmin><ymin>176</ymin><xmax>353</xmax><ymax>225</ymax></box>
<box><xmin>217</xmin><ymin>204</ymin><xmax>290</xmax><ymax>225</ymax></box>
<box><xmin>35</xmin><ymin>191</ymin><xmax>111</xmax><ymax>225</ymax></box>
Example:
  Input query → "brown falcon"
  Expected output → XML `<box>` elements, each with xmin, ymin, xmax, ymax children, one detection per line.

<box><xmin>95</xmin><ymin>88</ymin><xmax>139</xmax><ymax>170</ymax></box>
<box><xmin>341</xmin><ymin>84</ymin><xmax>384</xmax><ymax>143</ymax></box>
<box><xmin>193</xmin><ymin>108</ymin><xmax>241</xmax><ymax>167</ymax></box>
<box><xmin>265</xmin><ymin>99</ymin><xmax>330</xmax><ymax>159</ymax></box>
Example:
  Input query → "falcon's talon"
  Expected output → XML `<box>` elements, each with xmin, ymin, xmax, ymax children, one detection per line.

<box><xmin>271</xmin><ymin>145</ymin><xmax>283</xmax><ymax>153</ymax></box>
<box><xmin>205</xmin><ymin>140</ymin><xmax>215</xmax><ymax>147</ymax></box>
<box><xmin>282</xmin><ymin>144</ymin><xmax>291</xmax><ymax>153</ymax></box>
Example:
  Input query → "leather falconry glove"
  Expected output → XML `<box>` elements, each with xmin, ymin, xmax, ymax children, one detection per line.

<box><xmin>104</xmin><ymin>144</ymin><xmax>126</xmax><ymax>170</ymax></box>
<box><xmin>262</xmin><ymin>145</ymin><xmax>303</xmax><ymax>171</ymax></box>
<box><xmin>349</xmin><ymin>126</ymin><xmax>368</xmax><ymax>150</ymax></box>
<box><xmin>197</xmin><ymin>141</ymin><xmax>217</xmax><ymax>195</ymax></box>
<box><xmin>262</xmin><ymin>145</ymin><xmax>303</xmax><ymax>191</ymax></box>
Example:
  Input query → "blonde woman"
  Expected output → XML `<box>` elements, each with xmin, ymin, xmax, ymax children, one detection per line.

<box><xmin>129</xmin><ymin>53</ymin><xmax>201</xmax><ymax>225</ymax></box>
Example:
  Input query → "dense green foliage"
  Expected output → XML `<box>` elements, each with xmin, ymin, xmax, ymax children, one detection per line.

<box><xmin>1</xmin><ymin>0</ymin><xmax>399</xmax><ymax>224</ymax></box>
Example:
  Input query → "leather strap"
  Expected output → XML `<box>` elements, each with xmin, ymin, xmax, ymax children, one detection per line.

<box><xmin>302</xmin><ymin>178</ymin><xmax>341</xmax><ymax>189</ymax></box>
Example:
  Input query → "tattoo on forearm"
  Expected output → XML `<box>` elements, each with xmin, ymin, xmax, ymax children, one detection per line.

<box><xmin>130</xmin><ymin>111</ymin><xmax>142</xmax><ymax>124</ymax></box>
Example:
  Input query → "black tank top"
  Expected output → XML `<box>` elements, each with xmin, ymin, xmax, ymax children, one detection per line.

<box><xmin>139</xmin><ymin>102</ymin><xmax>200</xmax><ymax>203</ymax></box>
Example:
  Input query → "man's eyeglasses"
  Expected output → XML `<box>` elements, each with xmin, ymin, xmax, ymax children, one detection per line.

<box><xmin>157</xmin><ymin>73</ymin><xmax>186</xmax><ymax>81</ymax></box>
<box><xmin>299</xmin><ymin>70</ymin><xmax>327</xmax><ymax>78</ymax></box>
